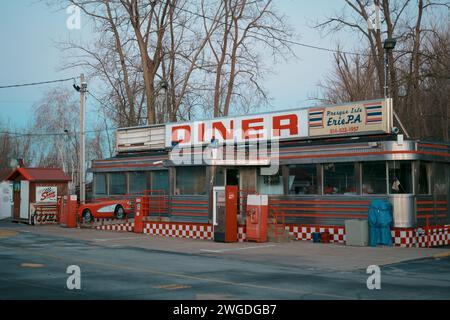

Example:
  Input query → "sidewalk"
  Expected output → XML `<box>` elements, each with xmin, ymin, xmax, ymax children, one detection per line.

<box><xmin>1</xmin><ymin>221</ymin><xmax>449</xmax><ymax>271</ymax></box>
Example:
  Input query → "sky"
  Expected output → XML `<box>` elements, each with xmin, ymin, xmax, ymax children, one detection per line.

<box><xmin>0</xmin><ymin>0</ymin><xmax>357</xmax><ymax>130</ymax></box>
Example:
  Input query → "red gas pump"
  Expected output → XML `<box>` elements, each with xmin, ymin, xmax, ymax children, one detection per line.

<box><xmin>246</xmin><ymin>195</ymin><xmax>268</xmax><ymax>242</ymax></box>
<box><xmin>59</xmin><ymin>195</ymin><xmax>78</xmax><ymax>228</ymax></box>
<box><xmin>213</xmin><ymin>185</ymin><xmax>238</xmax><ymax>242</ymax></box>
<box><xmin>225</xmin><ymin>185</ymin><xmax>238</xmax><ymax>242</ymax></box>
<box><xmin>134</xmin><ymin>197</ymin><xmax>143</xmax><ymax>233</ymax></box>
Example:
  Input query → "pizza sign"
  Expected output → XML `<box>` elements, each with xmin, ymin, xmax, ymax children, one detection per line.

<box><xmin>36</xmin><ymin>186</ymin><xmax>57</xmax><ymax>202</ymax></box>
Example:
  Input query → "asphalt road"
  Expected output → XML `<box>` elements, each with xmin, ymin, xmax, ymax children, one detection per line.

<box><xmin>0</xmin><ymin>224</ymin><xmax>449</xmax><ymax>300</ymax></box>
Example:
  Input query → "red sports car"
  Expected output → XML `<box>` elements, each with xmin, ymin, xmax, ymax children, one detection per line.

<box><xmin>78</xmin><ymin>199</ymin><xmax>133</xmax><ymax>222</ymax></box>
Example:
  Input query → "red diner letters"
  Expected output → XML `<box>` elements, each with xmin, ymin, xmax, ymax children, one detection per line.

<box><xmin>242</xmin><ymin>118</ymin><xmax>264</xmax><ymax>139</ymax></box>
<box><xmin>212</xmin><ymin>120</ymin><xmax>234</xmax><ymax>140</ymax></box>
<box><xmin>172</xmin><ymin>125</ymin><xmax>191</xmax><ymax>144</ymax></box>
<box><xmin>171</xmin><ymin>112</ymin><xmax>300</xmax><ymax>145</ymax></box>
<box><xmin>273</xmin><ymin>114</ymin><xmax>298</xmax><ymax>137</ymax></box>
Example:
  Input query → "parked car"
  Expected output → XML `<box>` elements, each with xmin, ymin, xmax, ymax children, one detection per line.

<box><xmin>78</xmin><ymin>199</ymin><xmax>132</xmax><ymax>222</ymax></box>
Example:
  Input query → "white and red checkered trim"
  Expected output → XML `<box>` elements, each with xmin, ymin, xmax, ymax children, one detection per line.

<box><xmin>286</xmin><ymin>225</ymin><xmax>346</xmax><ymax>244</ymax></box>
<box><xmin>392</xmin><ymin>226</ymin><xmax>450</xmax><ymax>248</ymax></box>
<box><xmin>143</xmin><ymin>222</ymin><xmax>213</xmax><ymax>240</ymax></box>
<box><xmin>391</xmin><ymin>229</ymin><xmax>416</xmax><ymax>247</ymax></box>
<box><xmin>94</xmin><ymin>221</ymin><xmax>135</xmax><ymax>232</ymax></box>
<box><xmin>238</xmin><ymin>225</ymin><xmax>246</xmax><ymax>242</ymax></box>
<box><xmin>93</xmin><ymin>218</ymin><xmax>115</xmax><ymax>224</ymax></box>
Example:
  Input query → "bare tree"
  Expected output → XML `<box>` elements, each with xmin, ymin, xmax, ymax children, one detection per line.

<box><xmin>316</xmin><ymin>0</ymin><xmax>450</xmax><ymax>140</ymax></box>
<box><xmin>202</xmin><ymin>0</ymin><xmax>294</xmax><ymax>117</ymax></box>
<box><xmin>56</xmin><ymin>0</ymin><xmax>295</xmax><ymax>125</ymax></box>
<box><xmin>318</xmin><ymin>49</ymin><xmax>379</xmax><ymax>104</ymax></box>
<box><xmin>0</xmin><ymin>121</ymin><xmax>34</xmax><ymax>173</ymax></box>
<box><xmin>31</xmin><ymin>88</ymin><xmax>80</xmax><ymax>183</ymax></box>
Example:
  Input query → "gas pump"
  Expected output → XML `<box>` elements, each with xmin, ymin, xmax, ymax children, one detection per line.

<box><xmin>134</xmin><ymin>197</ymin><xmax>143</xmax><ymax>233</ymax></box>
<box><xmin>213</xmin><ymin>185</ymin><xmax>238</xmax><ymax>242</ymax></box>
<box><xmin>246</xmin><ymin>194</ymin><xmax>268</xmax><ymax>242</ymax></box>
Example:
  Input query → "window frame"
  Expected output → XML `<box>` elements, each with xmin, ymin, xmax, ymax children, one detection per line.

<box><xmin>174</xmin><ymin>166</ymin><xmax>207</xmax><ymax>195</ymax></box>
<box><xmin>128</xmin><ymin>171</ymin><xmax>148</xmax><ymax>195</ymax></box>
<box><xmin>287</xmin><ymin>163</ymin><xmax>320</xmax><ymax>195</ymax></box>
<box><xmin>416</xmin><ymin>161</ymin><xmax>431</xmax><ymax>195</ymax></box>
<box><xmin>151</xmin><ymin>170</ymin><xmax>170</xmax><ymax>194</ymax></box>
<box><xmin>108</xmin><ymin>172</ymin><xmax>127</xmax><ymax>195</ymax></box>
<box><xmin>387</xmin><ymin>160</ymin><xmax>413</xmax><ymax>195</ymax></box>
<box><xmin>94</xmin><ymin>173</ymin><xmax>107</xmax><ymax>196</ymax></box>
<box><xmin>361</xmin><ymin>161</ymin><xmax>388</xmax><ymax>195</ymax></box>
<box><xmin>322</xmin><ymin>162</ymin><xmax>358</xmax><ymax>195</ymax></box>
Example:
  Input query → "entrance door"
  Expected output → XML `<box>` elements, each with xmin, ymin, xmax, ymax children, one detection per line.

<box><xmin>13</xmin><ymin>182</ymin><xmax>20</xmax><ymax>220</ymax></box>
<box><xmin>226</xmin><ymin>168</ymin><xmax>239</xmax><ymax>186</ymax></box>
<box><xmin>212</xmin><ymin>186</ymin><xmax>225</xmax><ymax>227</ymax></box>
<box><xmin>238</xmin><ymin>167</ymin><xmax>257</xmax><ymax>218</ymax></box>
<box><xmin>19</xmin><ymin>181</ymin><xmax>29</xmax><ymax>220</ymax></box>
<box><xmin>225</xmin><ymin>168</ymin><xmax>239</xmax><ymax>218</ymax></box>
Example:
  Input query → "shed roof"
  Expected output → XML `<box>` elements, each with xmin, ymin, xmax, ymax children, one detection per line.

<box><xmin>5</xmin><ymin>167</ymin><xmax>71</xmax><ymax>182</ymax></box>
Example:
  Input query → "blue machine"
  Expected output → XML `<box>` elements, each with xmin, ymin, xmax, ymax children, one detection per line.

<box><xmin>312</xmin><ymin>232</ymin><xmax>321</xmax><ymax>243</ymax></box>
<box><xmin>368</xmin><ymin>200</ymin><xmax>393</xmax><ymax>246</ymax></box>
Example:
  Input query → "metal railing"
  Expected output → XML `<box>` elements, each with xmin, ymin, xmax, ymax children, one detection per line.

<box><xmin>269</xmin><ymin>206</ymin><xmax>286</xmax><ymax>242</ymax></box>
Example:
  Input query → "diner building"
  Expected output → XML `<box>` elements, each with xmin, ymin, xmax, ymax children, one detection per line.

<box><xmin>90</xmin><ymin>98</ymin><xmax>450</xmax><ymax>247</ymax></box>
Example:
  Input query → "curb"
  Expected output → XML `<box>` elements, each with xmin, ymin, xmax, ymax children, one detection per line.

<box><xmin>433</xmin><ymin>251</ymin><xmax>450</xmax><ymax>259</ymax></box>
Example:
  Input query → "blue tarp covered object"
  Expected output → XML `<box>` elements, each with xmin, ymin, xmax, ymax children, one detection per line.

<box><xmin>368</xmin><ymin>200</ymin><xmax>393</xmax><ymax>246</ymax></box>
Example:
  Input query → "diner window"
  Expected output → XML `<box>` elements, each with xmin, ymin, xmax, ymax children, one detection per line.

<box><xmin>257</xmin><ymin>170</ymin><xmax>284</xmax><ymax>195</ymax></box>
<box><xmin>13</xmin><ymin>181</ymin><xmax>20</xmax><ymax>192</ymax></box>
<box><xmin>129</xmin><ymin>172</ymin><xmax>147</xmax><ymax>194</ymax></box>
<box><xmin>323</xmin><ymin>163</ymin><xmax>357</xmax><ymax>195</ymax></box>
<box><xmin>388</xmin><ymin>161</ymin><xmax>412</xmax><ymax>194</ymax></box>
<box><xmin>152</xmin><ymin>171</ymin><xmax>169</xmax><ymax>193</ymax></box>
<box><xmin>214</xmin><ymin>168</ymin><xmax>225</xmax><ymax>186</ymax></box>
<box><xmin>362</xmin><ymin>162</ymin><xmax>387</xmax><ymax>194</ymax></box>
<box><xmin>94</xmin><ymin>173</ymin><xmax>107</xmax><ymax>195</ymax></box>
<box><xmin>109</xmin><ymin>172</ymin><xmax>126</xmax><ymax>195</ymax></box>
<box><xmin>288</xmin><ymin>164</ymin><xmax>318</xmax><ymax>195</ymax></box>
<box><xmin>175</xmin><ymin>166</ymin><xmax>206</xmax><ymax>195</ymax></box>
<box><xmin>417</xmin><ymin>162</ymin><xmax>430</xmax><ymax>195</ymax></box>
<box><xmin>433</xmin><ymin>162</ymin><xmax>448</xmax><ymax>195</ymax></box>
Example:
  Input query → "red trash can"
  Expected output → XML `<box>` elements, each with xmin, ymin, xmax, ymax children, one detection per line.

<box><xmin>320</xmin><ymin>231</ymin><xmax>330</xmax><ymax>243</ymax></box>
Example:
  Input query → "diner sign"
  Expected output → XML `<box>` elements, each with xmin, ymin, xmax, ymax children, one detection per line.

<box><xmin>165</xmin><ymin>110</ymin><xmax>309</xmax><ymax>147</ymax></box>
<box><xmin>165</xmin><ymin>99</ymin><xmax>391</xmax><ymax>146</ymax></box>
<box><xmin>308</xmin><ymin>99</ymin><xmax>391</xmax><ymax>137</ymax></box>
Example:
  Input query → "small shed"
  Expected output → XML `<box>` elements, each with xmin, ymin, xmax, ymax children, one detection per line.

<box><xmin>5</xmin><ymin>168</ymin><xmax>71</xmax><ymax>223</ymax></box>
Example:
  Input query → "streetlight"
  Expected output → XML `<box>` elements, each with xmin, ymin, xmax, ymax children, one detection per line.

<box><xmin>383</xmin><ymin>38</ymin><xmax>410</xmax><ymax>138</ymax></box>
<box><xmin>383</xmin><ymin>38</ymin><xmax>396</xmax><ymax>98</ymax></box>
<box><xmin>160</xmin><ymin>80</ymin><xmax>168</xmax><ymax>122</ymax></box>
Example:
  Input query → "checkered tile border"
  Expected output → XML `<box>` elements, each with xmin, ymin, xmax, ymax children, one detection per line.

<box><xmin>238</xmin><ymin>225</ymin><xmax>246</xmax><ymax>242</ymax></box>
<box><xmin>392</xmin><ymin>226</ymin><xmax>450</xmax><ymax>248</ymax></box>
<box><xmin>143</xmin><ymin>222</ymin><xmax>214</xmax><ymax>240</ymax></box>
<box><xmin>91</xmin><ymin>219</ymin><xmax>450</xmax><ymax>248</ymax></box>
<box><xmin>94</xmin><ymin>221</ymin><xmax>135</xmax><ymax>232</ymax></box>
<box><xmin>93</xmin><ymin>218</ymin><xmax>115</xmax><ymax>224</ymax></box>
<box><xmin>286</xmin><ymin>225</ymin><xmax>346</xmax><ymax>244</ymax></box>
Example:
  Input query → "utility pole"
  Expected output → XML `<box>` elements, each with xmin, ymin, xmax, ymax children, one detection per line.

<box><xmin>79</xmin><ymin>74</ymin><xmax>87</xmax><ymax>204</ymax></box>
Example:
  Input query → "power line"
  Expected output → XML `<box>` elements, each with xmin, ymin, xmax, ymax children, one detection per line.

<box><xmin>0</xmin><ymin>77</ymin><xmax>77</xmax><ymax>89</ymax></box>
<box><xmin>163</xmin><ymin>0</ymin><xmax>372</xmax><ymax>57</ymax></box>
<box><xmin>87</xmin><ymin>90</ymin><xmax>130</xmax><ymax>122</ymax></box>
<box><xmin>0</xmin><ymin>127</ymin><xmax>117</xmax><ymax>137</ymax></box>
<box><xmin>0</xmin><ymin>90</ymin><xmax>120</xmax><ymax>137</ymax></box>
